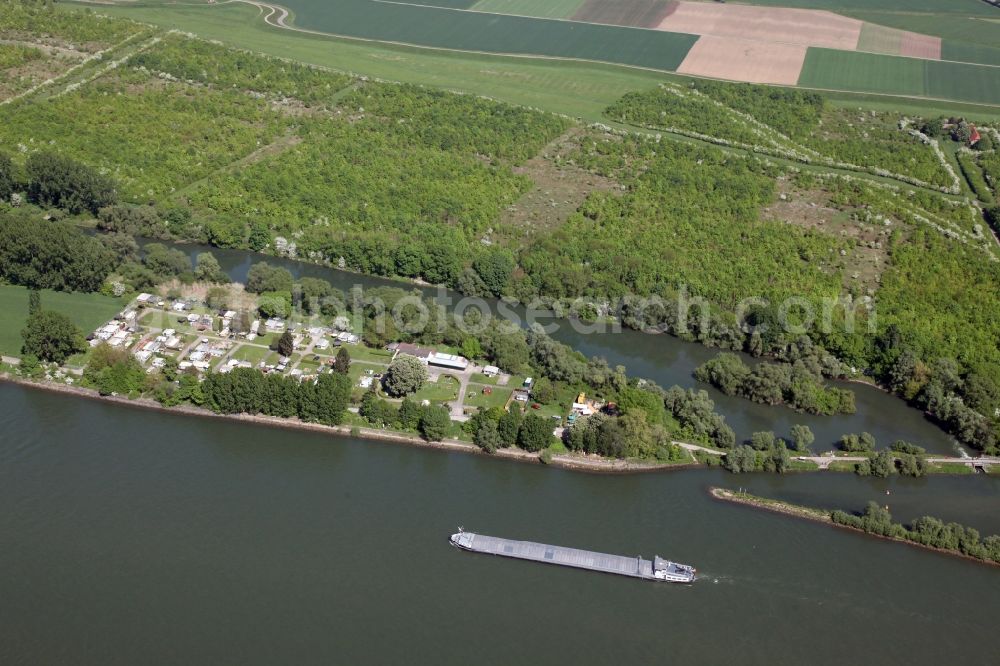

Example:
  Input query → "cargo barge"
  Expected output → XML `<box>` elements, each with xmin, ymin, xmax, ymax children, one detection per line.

<box><xmin>450</xmin><ymin>529</ymin><xmax>696</xmax><ymax>583</ymax></box>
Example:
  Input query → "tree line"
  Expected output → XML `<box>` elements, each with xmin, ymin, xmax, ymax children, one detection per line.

<box><xmin>831</xmin><ymin>502</ymin><xmax>1000</xmax><ymax>565</ymax></box>
<box><xmin>202</xmin><ymin>367</ymin><xmax>351</xmax><ymax>426</ymax></box>
<box><xmin>695</xmin><ymin>352</ymin><xmax>856</xmax><ymax>416</ymax></box>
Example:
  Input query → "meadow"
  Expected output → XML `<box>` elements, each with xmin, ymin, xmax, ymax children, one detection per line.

<box><xmin>0</xmin><ymin>285</ymin><xmax>124</xmax><ymax>357</ymax></box>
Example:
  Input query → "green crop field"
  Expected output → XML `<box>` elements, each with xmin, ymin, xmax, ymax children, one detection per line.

<box><xmin>726</xmin><ymin>0</ymin><xmax>996</xmax><ymax>15</ymax></box>
<box><xmin>798</xmin><ymin>49</ymin><xmax>928</xmax><ymax>97</ymax></box>
<box><xmin>799</xmin><ymin>48</ymin><xmax>1000</xmax><ymax>106</ymax></box>
<box><xmin>927</xmin><ymin>59</ymin><xmax>1000</xmax><ymax>106</ymax></box>
<box><xmin>943</xmin><ymin>42</ymin><xmax>1000</xmax><ymax>67</ymax></box>
<box><xmin>408</xmin><ymin>0</ymin><xmax>479</xmax><ymax>8</ymax></box>
<box><xmin>471</xmin><ymin>0</ymin><xmax>585</xmax><ymax>19</ymax></box>
<box><xmin>0</xmin><ymin>286</ymin><xmax>124</xmax><ymax>357</ymax></box>
<box><xmin>269</xmin><ymin>0</ymin><xmax>697</xmax><ymax>72</ymax></box>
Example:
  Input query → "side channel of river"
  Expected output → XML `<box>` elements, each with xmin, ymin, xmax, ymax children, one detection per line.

<box><xmin>140</xmin><ymin>237</ymin><xmax>962</xmax><ymax>455</ymax></box>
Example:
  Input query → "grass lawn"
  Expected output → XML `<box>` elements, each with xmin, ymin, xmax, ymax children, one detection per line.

<box><xmin>229</xmin><ymin>344</ymin><xmax>274</xmax><ymax>366</ymax></box>
<box><xmin>470</xmin><ymin>372</ymin><xmax>501</xmax><ymax>385</ymax></box>
<box><xmin>342</xmin><ymin>343</ymin><xmax>395</xmax><ymax>364</ymax></box>
<box><xmin>412</xmin><ymin>374</ymin><xmax>461</xmax><ymax>404</ymax></box>
<box><xmin>0</xmin><ymin>285</ymin><xmax>124</xmax><ymax>357</ymax></box>
<box><xmin>254</xmin><ymin>331</ymin><xmax>282</xmax><ymax>348</ymax></box>
<box><xmin>297</xmin><ymin>358</ymin><xmax>322</xmax><ymax>374</ymax></box>
<box><xmin>464</xmin><ymin>384</ymin><xmax>512</xmax><ymax>410</ymax></box>
<box><xmin>926</xmin><ymin>461</ymin><xmax>975</xmax><ymax>474</ymax></box>
<box><xmin>348</xmin><ymin>360</ymin><xmax>389</xmax><ymax>381</ymax></box>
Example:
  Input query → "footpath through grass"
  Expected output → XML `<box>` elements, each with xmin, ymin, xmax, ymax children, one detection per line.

<box><xmin>0</xmin><ymin>285</ymin><xmax>124</xmax><ymax>357</ymax></box>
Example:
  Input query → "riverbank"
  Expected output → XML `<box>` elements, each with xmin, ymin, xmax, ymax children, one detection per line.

<box><xmin>709</xmin><ymin>487</ymin><xmax>1000</xmax><ymax>569</ymax></box>
<box><xmin>0</xmin><ymin>372</ymin><xmax>688</xmax><ymax>475</ymax></box>
<box><xmin>5</xmin><ymin>370</ymin><xmax>996</xmax><ymax>476</ymax></box>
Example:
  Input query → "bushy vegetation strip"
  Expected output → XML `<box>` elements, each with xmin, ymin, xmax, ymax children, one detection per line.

<box><xmin>712</xmin><ymin>488</ymin><xmax>1000</xmax><ymax>566</ymax></box>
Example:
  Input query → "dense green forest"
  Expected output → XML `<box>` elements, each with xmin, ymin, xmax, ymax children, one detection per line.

<box><xmin>0</xmin><ymin>68</ymin><xmax>287</xmax><ymax>199</ymax></box>
<box><xmin>520</xmin><ymin>134</ymin><xmax>846</xmax><ymax>307</ymax></box>
<box><xmin>605</xmin><ymin>81</ymin><xmax>958</xmax><ymax>191</ymax></box>
<box><xmin>695</xmin><ymin>353</ymin><xmax>856</xmax><ymax>416</ymax></box>
<box><xmin>189</xmin><ymin>116</ymin><xmax>530</xmax><ymax>274</ymax></box>
<box><xmin>339</xmin><ymin>82</ymin><xmax>569</xmax><ymax>164</ymax></box>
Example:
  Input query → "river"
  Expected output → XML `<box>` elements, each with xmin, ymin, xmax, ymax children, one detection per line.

<box><xmin>1</xmin><ymin>382</ymin><xmax>997</xmax><ymax>665</ymax></box>
<box><xmin>152</xmin><ymin>238</ymin><xmax>963</xmax><ymax>455</ymax></box>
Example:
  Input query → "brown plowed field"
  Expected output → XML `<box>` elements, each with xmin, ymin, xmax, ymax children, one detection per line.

<box><xmin>658</xmin><ymin>2</ymin><xmax>863</xmax><ymax>50</ymax></box>
<box><xmin>676</xmin><ymin>35</ymin><xmax>807</xmax><ymax>86</ymax></box>
<box><xmin>899</xmin><ymin>32</ymin><xmax>942</xmax><ymax>60</ymax></box>
<box><xmin>856</xmin><ymin>23</ymin><xmax>941</xmax><ymax>59</ymax></box>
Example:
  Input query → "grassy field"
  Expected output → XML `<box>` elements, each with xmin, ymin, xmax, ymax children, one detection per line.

<box><xmin>411</xmin><ymin>0</ymin><xmax>479</xmax><ymax>8</ymax></box>
<box><xmin>942</xmin><ymin>41</ymin><xmax>1000</xmax><ymax>67</ymax></box>
<box><xmin>411</xmin><ymin>374</ymin><xmax>461</xmax><ymax>404</ymax></box>
<box><xmin>798</xmin><ymin>48</ymin><xmax>1000</xmax><ymax>106</ymax></box>
<box><xmin>798</xmin><ymin>49</ymin><xmax>927</xmax><ymax>97</ymax></box>
<box><xmin>799</xmin><ymin>48</ymin><xmax>927</xmax><ymax>95</ymax></box>
<box><xmin>229</xmin><ymin>344</ymin><xmax>274</xmax><ymax>366</ymax></box>
<box><xmin>86</xmin><ymin>3</ymin><xmax>1000</xmax><ymax>121</ymax></box>
<box><xmin>271</xmin><ymin>0</ymin><xmax>698</xmax><ymax>71</ymax></box>
<box><xmin>727</xmin><ymin>0</ymin><xmax>996</xmax><ymax>16</ymax></box>
<box><xmin>471</xmin><ymin>0</ymin><xmax>585</xmax><ymax>18</ymax></box>
<box><xmin>464</xmin><ymin>384</ymin><xmax>512</xmax><ymax>409</ymax></box>
<box><xmin>927</xmin><ymin>60</ymin><xmax>1000</xmax><ymax>106</ymax></box>
<box><xmin>0</xmin><ymin>285</ymin><xmax>124</xmax><ymax>357</ymax></box>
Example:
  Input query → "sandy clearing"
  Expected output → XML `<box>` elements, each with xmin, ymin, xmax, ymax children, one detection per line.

<box><xmin>658</xmin><ymin>2</ymin><xmax>862</xmax><ymax>51</ymax></box>
<box><xmin>899</xmin><ymin>32</ymin><xmax>942</xmax><ymax>60</ymax></box>
<box><xmin>676</xmin><ymin>35</ymin><xmax>806</xmax><ymax>85</ymax></box>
